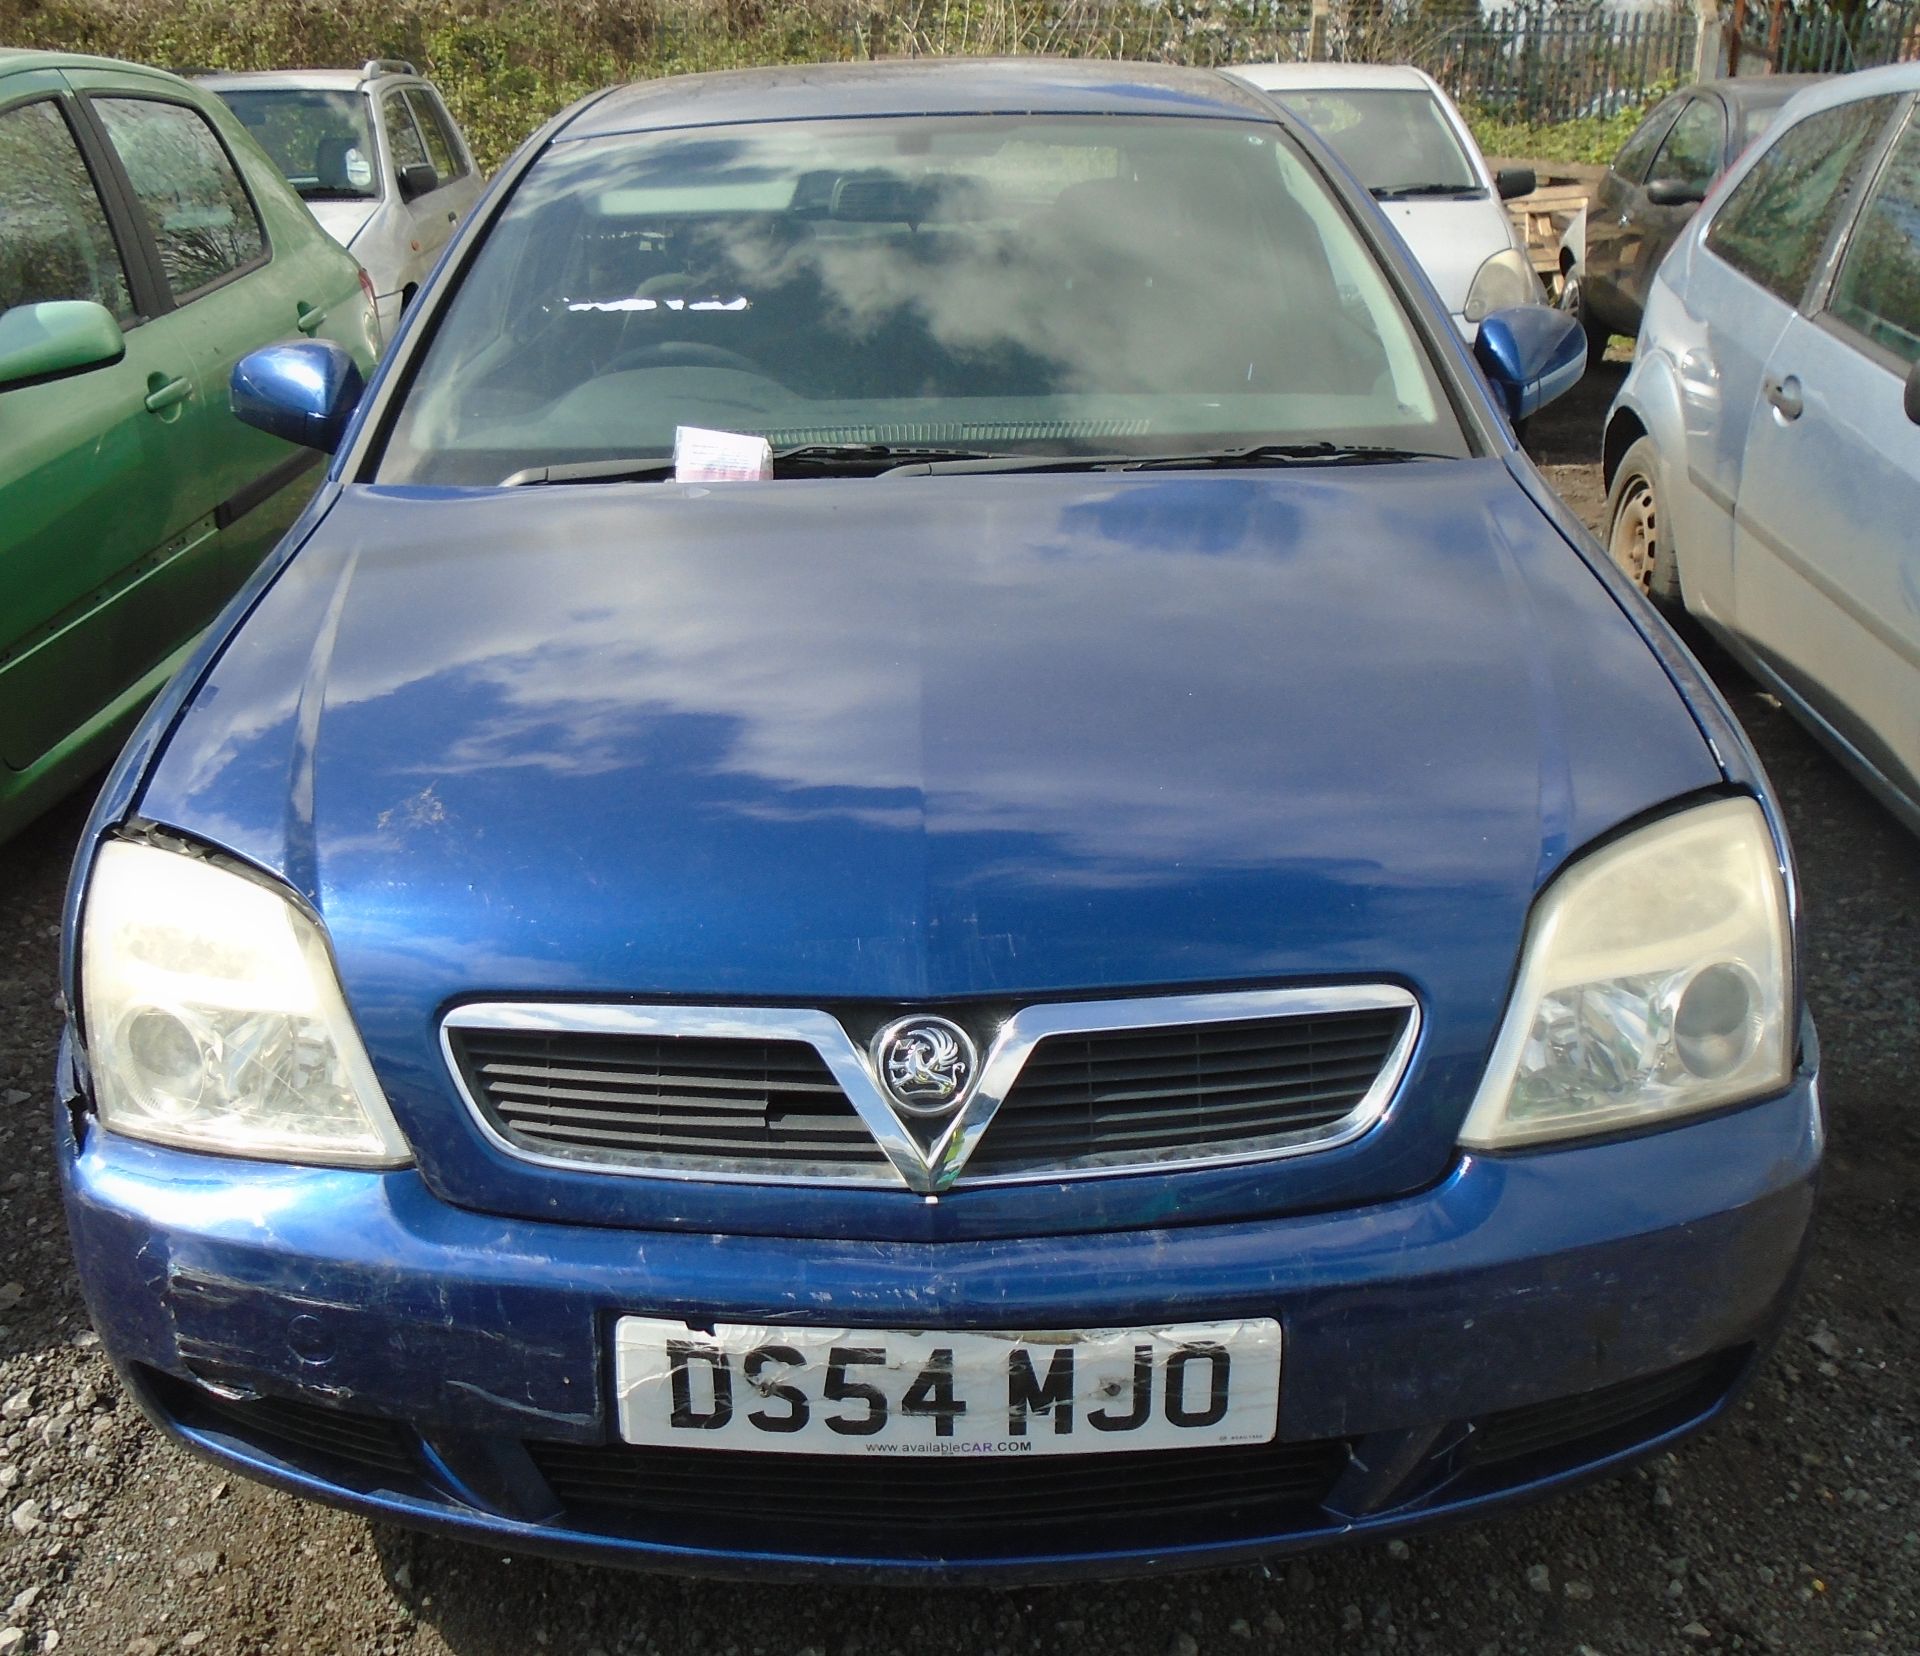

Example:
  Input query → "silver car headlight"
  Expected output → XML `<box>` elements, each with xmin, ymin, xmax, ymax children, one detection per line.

<box><xmin>1463</xmin><ymin>247</ymin><xmax>1542</xmax><ymax>323</ymax></box>
<box><xmin>79</xmin><ymin>840</ymin><xmax>410</xmax><ymax>1167</ymax></box>
<box><xmin>1458</xmin><ymin>797</ymin><xmax>1792</xmax><ymax>1150</ymax></box>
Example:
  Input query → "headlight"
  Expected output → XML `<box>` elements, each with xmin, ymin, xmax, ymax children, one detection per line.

<box><xmin>1458</xmin><ymin>797</ymin><xmax>1792</xmax><ymax>1150</ymax></box>
<box><xmin>79</xmin><ymin>840</ymin><xmax>410</xmax><ymax>1166</ymax></box>
<box><xmin>1463</xmin><ymin>247</ymin><xmax>1542</xmax><ymax>323</ymax></box>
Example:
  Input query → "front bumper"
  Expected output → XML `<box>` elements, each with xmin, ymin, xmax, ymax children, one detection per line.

<box><xmin>57</xmin><ymin>1037</ymin><xmax>1820</xmax><ymax>1581</ymax></box>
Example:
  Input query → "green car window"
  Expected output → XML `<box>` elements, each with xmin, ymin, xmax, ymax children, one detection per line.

<box><xmin>1705</xmin><ymin>96</ymin><xmax>1898</xmax><ymax>308</ymax></box>
<box><xmin>94</xmin><ymin>96</ymin><xmax>266</xmax><ymax>301</ymax></box>
<box><xmin>0</xmin><ymin>99</ymin><xmax>133</xmax><ymax>318</ymax></box>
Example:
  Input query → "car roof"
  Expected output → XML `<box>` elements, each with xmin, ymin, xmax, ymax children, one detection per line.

<box><xmin>1700</xmin><ymin>72</ymin><xmax>1830</xmax><ymax>111</ymax></box>
<box><xmin>0</xmin><ymin>47</ymin><xmax>195</xmax><ymax>85</ymax></box>
<box><xmin>198</xmin><ymin>69</ymin><xmax>370</xmax><ymax>91</ymax></box>
<box><xmin>1744</xmin><ymin>60</ymin><xmax>1920</xmax><ymax>128</ymax></box>
<box><xmin>1229</xmin><ymin>62</ymin><xmax>1441</xmax><ymax>94</ymax></box>
<box><xmin>562</xmin><ymin>57</ymin><xmax>1281</xmax><ymax>141</ymax></box>
<box><xmin>195</xmin><ymin>61</ymin><xmax>427</xmax><ymax>93</ymax></box>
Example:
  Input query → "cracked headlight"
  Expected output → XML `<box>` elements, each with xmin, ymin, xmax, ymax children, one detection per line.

<box><xmin>80</xmin><ymin>840</ymin><xmax>409</xmax><ymax>1166</ymax></box>
<box><xmin>1463</xmin><ymin>246</ymin><xmax>1542</xmax><ymax>323</ymax></box>
<box><xmin>1458</xmin><ymin>797</ymin><xmax>1792</xmax><ymax>1150</ymax></box>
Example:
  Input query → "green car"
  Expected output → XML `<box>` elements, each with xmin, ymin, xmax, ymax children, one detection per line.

<box><xmin>0</xmin><ymin>51</ymin><xmax>380</xmax><ymax>844</ymax></box>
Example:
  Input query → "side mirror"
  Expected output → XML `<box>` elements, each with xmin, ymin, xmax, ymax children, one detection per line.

<box><xmin>1495</xmin><ymin>166</ymin><xmax>1537</xmax><ymax>201</ymax></box>
<box><xmin>230</xmin><ymin>338</ymin><xmax>365</xmax><ymax>452</ymax></box>
<box><xmin>1645</xmin><ymin>177</ymin><xmax>1708</xmax><ymax>208</ymax></box>
<box><xmin>1474</xmin><ymin>304</ymin><xmax>1587</xmax><ymax>422</ymax></box>
<box><xmin>0</xmin><ymin>300</ymin><xmax>125</xmax><ymax>390</ymax></box>
<box><xmin>396</xmin><ymin>161</ymin><xmax>438</xmax><ymax>202</ymax></box>
<box><xmin>1905</xmin><ymin>358</ymin><xmax>1920</xmax><ymax>426</ymax></box>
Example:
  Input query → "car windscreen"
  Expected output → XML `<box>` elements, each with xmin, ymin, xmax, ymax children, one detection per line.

<box><xmin>1267</xmin><ymin>90</ymin><xmax>1481</xmax><ymax>196</ymax></box>
<box><xmin>376</xmin><ymin>114</ymin><xmax>1467</xmax><ymax>485</ymax></box>
<box><xmin>218</xmin><ymin>88</ymin><xmax>378</xmax><ymax>201</ymax></box>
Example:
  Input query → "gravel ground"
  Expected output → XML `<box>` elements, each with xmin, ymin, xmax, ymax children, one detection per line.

<box><xmin>0</xmin><ymin>361</ymin><xmax>1915</xmax><ymax>1655</ymax></box>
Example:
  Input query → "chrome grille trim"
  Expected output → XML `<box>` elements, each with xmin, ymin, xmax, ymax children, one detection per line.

<box><xmin>961</xmin><ymin>1006</ymin><xmax>1415</xmax><ymax>1181</ymax></box>
<box><xmin>455</xmin><ymin>1029</ymin><xmax>886</xmax><ymax>1174</ymax></box>
<box><xmin>941</xmin><ymin>988</ymin><xmax>1419</xmax><ymax>1189</ymax></box>
<box><xmin>445</xmin><ymin>1006</ymin><xmax>916</xmax><ymax>1188</ymax></box>
<box><xmin>441</xmin><ymin>986</ymin><xmax>1420</xmax><ymax>1195</ymax></box>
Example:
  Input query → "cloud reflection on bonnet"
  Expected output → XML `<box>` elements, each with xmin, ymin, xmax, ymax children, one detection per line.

<box><xmin>148</xmin><ymin>467</ymin><xmax>1695</xmax><ymax>911</ymax></box>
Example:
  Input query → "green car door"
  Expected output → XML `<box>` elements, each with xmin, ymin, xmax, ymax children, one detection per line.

<box><xmin>83</xmin><ymin>68</ymin><xmax>373</xmax><ymax>584</ymax></box>
<box><xmin>0</xmin><ymin>53</ymin><xmax>378</xmax><ymax>845</ymax></box>
<box><xmin>0</xmin><ymin>80</ymin><xmax>206</xmax><ymax>788</ymax></box>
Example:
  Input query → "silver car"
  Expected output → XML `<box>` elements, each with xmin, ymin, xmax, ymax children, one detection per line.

<box><xmin>1604</xmin><ymin>63</ymin><xmax>1920</xmax><ymax>834</ymax></box>
<box><xmin>1228</xmin><ymin>63</ymin><xmax>1542</xmax><ymax>342</ymax></box>
<box><xmin>201</xmin><ymin>60</ymin><xmax>483</xmax><ymax>338</ymax></box>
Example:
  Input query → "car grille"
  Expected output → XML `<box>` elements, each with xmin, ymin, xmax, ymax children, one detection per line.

<box><xmin>962</xmin><ymin>1006</ymin><xmax>1412</xmax><ymax>1178</ymax></box>
<box><xmin>1462</xmin><ymin>1350</ymin><xmax>1743</xmax><ymax>1471</ymax></box>
<box><xmin>451</xmin><ymin>1029</ymin><xmax>893</xmax><ymax>1178</ymax></box>
<box><xmin>445</xmin><ymin>989</ymin><xmax>1415</xmax><ymax>1187</ymax></box>
<box><xmin>146</xmin><ymin>1370</ymin><xmax>420</xmax><ymax>1479</ymax></box>
<box><xmin>527</xmin><ymin>1437</ymin><xmax>1351</xmax><ymax>1540</ymax></box>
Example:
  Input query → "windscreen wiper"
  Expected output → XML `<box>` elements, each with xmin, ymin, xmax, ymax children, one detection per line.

<box><xmin>503</xmin><ymin>441</ymin><xmax>1450</xmax><ymax>486</ymax></box>
<box><xmin>1121</xmin><ymin>442</ymin><xmax>1452</xmax><ymax>471</ymax></box>
<box><xmin>500</xmin><ymin>444</ymin><xmax>1003</xmax><ymax>486</ymax></box>
<box><xmin>887</xmin><ymin>442</ymin><xmax>1452</xmax><ymax>477</ymax></box>
<box><xmin>1371</xmin><ymin>183</ymin><xmax>1483</xmax><ymax>200</ymax></box>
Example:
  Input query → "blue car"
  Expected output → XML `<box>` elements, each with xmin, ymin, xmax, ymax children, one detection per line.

<box><xmin>57</xmin><ymin>60</ymin><xmax>1817</xmax><ymax>1580</ymax></box>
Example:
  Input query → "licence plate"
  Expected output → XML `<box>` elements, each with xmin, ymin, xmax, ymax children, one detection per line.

<box><xmin>613</xmin><ymin>1316</ymin><xmax>1282</xmax><ymax>1457</ymax></box>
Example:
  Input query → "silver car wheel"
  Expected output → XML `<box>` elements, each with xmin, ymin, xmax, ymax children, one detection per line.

<box><xmin>1558</xmin><ymin>270</ymin><xmax>1582</xmax><ymax>320</ymax></box>
<box><xmin>1604</xmin><ymin>435</ymin><xmax>1681</xmax><ymax>607</ymax></box>
<box><xmin>1610</xmin><ymin>469</ymin><xmax>1658</xmax><ymax>593</ymax></box>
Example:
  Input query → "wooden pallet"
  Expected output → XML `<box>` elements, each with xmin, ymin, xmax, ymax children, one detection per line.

<box><xmin>1489</xmin><ymin>159</ymin><xmax>1603</xmax><ymax>280</ymax></box>
<box><xmin>1509</xmin><ymin>182</ymin><xmax>1591</xmax><ymax>276</ymax></box>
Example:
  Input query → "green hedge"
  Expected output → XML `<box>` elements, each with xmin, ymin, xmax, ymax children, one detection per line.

<box><xmin>4</xmin><ymin>0</ymin><xmax>1320</xmax><ymax>170</ymax></box>
<box><xmin>6</xmin><ymin>0</ymin><xmax>841</xmax><ymax>169</ymax></box>
<box><xmin>3</xmin><ymin>0</ymin><xmax>1657</xmax><ymax>173</ymax></box>
<box><xmin>1464</xmin><ymin>84</ymin><xmax>1672</xmax><ymax>167</ymax></box>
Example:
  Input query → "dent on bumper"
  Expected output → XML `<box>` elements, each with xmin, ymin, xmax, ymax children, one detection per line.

<box><xmin>57</xmin><ymin>1047</ymin><xmax>1820</xmax><ymax>1578</ymax></box>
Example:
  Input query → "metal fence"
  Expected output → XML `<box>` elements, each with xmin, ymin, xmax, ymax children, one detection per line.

<box><xmin>1331</xmin><ymin>6</ymin><xmax>1700</xmax><ymax>124</ymax></box>
<box><xmin>1735</xmin><ymin>0</ymin><xmax>1919</xmax><ymax>73</ymax></box>
<box><xmin>883</xmin><ymin>0</ymin><xmax>1917</xmax><ymax>116</ymax></box>
<box><xmin>948</xmin><ymin>1</ymin><xmax>1694</xmax><ymax>122</ymax></box>
<box><xmin>874</xmin><ymin>0</ymin><xmax>1917</xmax><ymax>120</ymax></box>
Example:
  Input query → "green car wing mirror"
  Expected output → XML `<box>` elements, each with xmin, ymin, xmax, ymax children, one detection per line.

<box><xmin>0</xmin><ymin>301</ymin><xmax>126</xmax><ymax>391</ymax></box>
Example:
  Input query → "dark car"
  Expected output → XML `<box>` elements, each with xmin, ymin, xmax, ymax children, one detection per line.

<box><xmin>57</xmin><ymin>60</ymin><xmax>1815</xmax><ymax>1581</ymax></box>
<box><xmin>1561</xmin><ymin>74</ymin><xmax>1827</xmax><ymax>357</ymax></box>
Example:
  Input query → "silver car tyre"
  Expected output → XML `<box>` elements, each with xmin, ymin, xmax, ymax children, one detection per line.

<box><xmin>1605</xmin><ymin>436</ymin><xmax>1682</xmax><ymax>606</ymax></box>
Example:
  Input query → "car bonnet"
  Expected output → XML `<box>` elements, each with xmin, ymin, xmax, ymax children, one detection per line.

<box><xmin>127</xmin><ymin>461</ymin><xmax>1722</xmax><ymax>1238</ymax></box>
